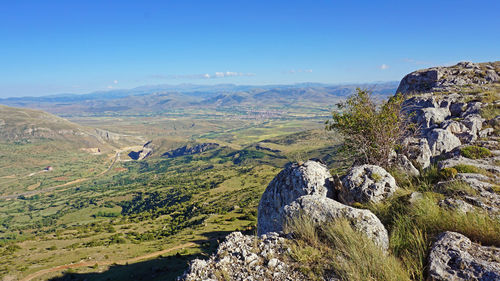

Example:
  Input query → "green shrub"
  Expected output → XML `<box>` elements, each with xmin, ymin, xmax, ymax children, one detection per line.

<box><xmin>413</xmin><ymin>165</ymin><xmax>441</xmax><ymax>192</ymax></box>
<box><xmin>453</xmin><ymin>164</ymin><xmax>488</xmax><ymax>175</ymax></box>
<box><xmin>460</xmin><ymin>146</ymin><xmax>492</xmax><ymax>159</ymax></box>
<box><xmin>438</xmin><ymin>167</ymin><xmax>457</xmax><ymax>180</ymax></box>
<box><xmin>326</xmin><ymin>89</ymin><xmax>412</xmax><ymax>167</ymax></box>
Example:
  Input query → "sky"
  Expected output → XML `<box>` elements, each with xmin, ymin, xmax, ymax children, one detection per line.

<box><xmin>0</xmin><ymin>0</ymin><xmax>499</xmax><ymax>97</ymax></box>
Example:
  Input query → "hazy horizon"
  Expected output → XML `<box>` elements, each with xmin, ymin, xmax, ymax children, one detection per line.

<box><xmin>0</xmin><ymin>80</ymin><xmax>400</xmax><ymax>99</ymax></box>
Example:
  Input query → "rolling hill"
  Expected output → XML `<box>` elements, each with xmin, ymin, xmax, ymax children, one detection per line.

<box><xmin>0</xmin><ymin>104</ymin><xmax>141</xmax><ymax>149</ymax></box>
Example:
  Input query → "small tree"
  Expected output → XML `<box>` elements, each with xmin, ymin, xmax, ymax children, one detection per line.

<box><xmin>326</xmin><ymin>89</ymin><xmax>410</xmax><ymax>167</ymax></box>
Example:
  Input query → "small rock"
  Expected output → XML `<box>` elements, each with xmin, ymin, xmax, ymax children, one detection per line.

<box><xmin>268</xmin><ymin>258</ymin><xmax>278</xmax><ymax>268</ymax></box>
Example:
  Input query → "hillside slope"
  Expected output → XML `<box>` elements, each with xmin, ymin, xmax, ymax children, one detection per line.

<box><xmin>0</xmin><ymin>104</ymin><xmax>140</xmax><ymax>148</ymax></box>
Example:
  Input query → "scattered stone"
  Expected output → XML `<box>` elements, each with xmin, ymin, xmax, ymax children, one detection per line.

<box><xmin>479</xmin><ymin>128</ymin><xmax>494</xmax><ymax>138</ymax></box>
<box><xmin>179</xmin><ymin>232</ymin><xmax>306</xmax><ymax>281</ymax></box>
<box><xmin>405</xmin><ymin>137</ymin><xmax>432</xmax><ymax>168</ymax></box>
<box><xmin>409</xmin><ymin>192</ymin><xmax>423</xmax><ymax>204</ymax></box>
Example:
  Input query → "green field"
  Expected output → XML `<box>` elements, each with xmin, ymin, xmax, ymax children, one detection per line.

<box><xmin>0</xmin><ymin>106</ymin><xmax>347</xmax><ymax>281</ymax></box>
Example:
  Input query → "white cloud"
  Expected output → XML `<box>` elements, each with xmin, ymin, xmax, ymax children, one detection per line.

<box><xmin>107</xmin><ymin>86</ymin><xmax>113</xmax><ymax>89</ymax></box>
<box><xmin>380</xmin><ymin>64</ymin><xmax>389</xmax><ymax>70</ymax></box>
<box><xmin>113</xmin><ymin>80</ymin><xmax>118</xmax><ymax>84</ymax></box>
<box><xmin>286</xmin><ymin>69</ymin><xmax>313</xmax><ymax>74</ymax></box>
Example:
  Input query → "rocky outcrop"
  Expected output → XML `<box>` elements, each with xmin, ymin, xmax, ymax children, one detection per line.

<box><xmin>182</xmin><ymin>160</ymin><xmax>391</xmax><ymax>280</ymax></box>
<box><xmin>162</xmin><ymin>143</ymin><xmax>219</xmax><ymax>158</ymax></box>
<box><xmin>340</xmin><ymin>164</ymin><xmax>398</xmax><ymax>204</ymax></box>
<box><xmin>257</xmin><ymin>160</ymin><xmax>389</xmax><ymax>250</ymax></box>
<box><xmin>128</xmin><ymin>140</ymin><xmax>154</xmax><ymax>160</ymax></box>
<box><xmin>94</xmin><ymin>128</ymin><xmax>123</xmax><ymax>142</ymax></box>
<box><xmin>179</xmin><ymin>232</ymin><xmax>307</xmax><ymax>281</ymax></box>
<box><xmin>397</xmin><ymin>61</ymin><xmax>500</xmax><ymax>94</ymax></box>
<box><xmin>427</xmin><ymin>231</ymin><xmax>500</xmax><ymax>281</ymax></box>
<box><xmin>257</xmin><ymin>160</ymin><xmax>334</xmax><ymax>235</ymax></box>
<box><xmin>396</xmin><ymin>62</ymin><xmax>499</xmax><ymax>171</ymax></box>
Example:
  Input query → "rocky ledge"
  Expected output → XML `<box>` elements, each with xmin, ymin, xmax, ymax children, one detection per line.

<box><xmin>397</xmin><ymin>61</ymin><xmax>500</xmax><ymax>94</ymax></box>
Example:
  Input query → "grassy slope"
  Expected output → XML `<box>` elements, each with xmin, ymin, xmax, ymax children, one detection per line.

<box><xmin>0</xmin><ymin>112</ymin><xmax>343</xmax><ymax>280</ymax></box>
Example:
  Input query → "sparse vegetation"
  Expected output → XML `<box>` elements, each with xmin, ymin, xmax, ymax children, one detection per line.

<box><xmin>365</xmin><ymin>191</ymin><xmax>500</xmax><ymax>281</ymax></box>
<box><xmin>284</xmin><ymin>215</ymin><xmax>411</xmax><ymax>281</ymax></box>
<box><xmin>480</xmin><ymin>104</ymin><xmax>500</xmax><ymax>121</ymax></box>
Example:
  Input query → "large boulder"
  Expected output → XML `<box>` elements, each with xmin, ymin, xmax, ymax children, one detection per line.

<box><xmin>417</xmin><ymin>107</ymin><xmax>451</xmax><ymax>129</ymax></box>
<box><xmin>340</xmin><ymin>164</ymin><xmax>398</xmax><ymax>204</ymax></box>
<box><xmin>257</xmin><ymin>160</ymin><xmax>389</xmax><ymax>251</ymax></box>
<box><xmin>283</xmin><ymin>195</ymin><xmax>389</xmax><ymax>250</ymax></box>
<box><xmin>427</xmin><ymin>129</ymin><xmax>462</xmax><ymax>156</ymax></box>
<box><xmin>257</xmin><ymin>160</ymin><xmax>334</xmax><ymax>235</ymax></box>
<box><xmin>179</xmin><ymin>232</ymin><xmax>306</xmax><ymax>281</ymax></box>
<box><xmin>427</xmin><ymin>231</ymin><xmax>500</xmax><ymax>281</ymax></box>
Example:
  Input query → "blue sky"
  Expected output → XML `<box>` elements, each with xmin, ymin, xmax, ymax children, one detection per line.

<box><xmin>0</xmin><ymin>0</ymin><xmax>499</xmax><ymax>97</ymax></box>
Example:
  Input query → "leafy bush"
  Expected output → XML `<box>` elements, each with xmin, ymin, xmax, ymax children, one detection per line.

<box><xmin>326</xmin><ymin>89</ymin><xmax>412</xmax><ymax>167</ymax></box>
<box><xmin>460</xmin><ymin>146</ymin><xmax>492</xmax><ymax>159</ymax></box>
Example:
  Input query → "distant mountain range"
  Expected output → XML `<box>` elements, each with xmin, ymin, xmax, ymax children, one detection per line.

<box><xmin>0</xmin><ymin>82</ymin><xmax>399</xmax><ymax>116</ymax></box>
